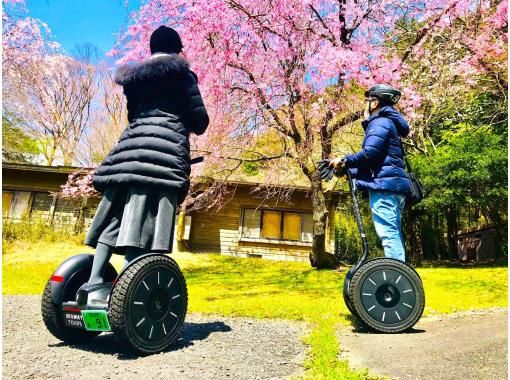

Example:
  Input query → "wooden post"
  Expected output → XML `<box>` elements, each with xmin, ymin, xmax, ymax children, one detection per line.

<box><xmin>27</xmin><ymin>192</ymin><xmax>35</xmax><ymax>221</ymax></box>
<box><xmin>176</xmin><ymin>204</ymin><xmax>188</xmax><ymax>252</ymax></box>
<box><xmin>47</xmin><ymin>195</ymin><xmax>57</xmax><ymax>225</ymax></box>
<box><xmin>74</xmin><ymin>197</ymin><xmax>87</xmax><ymax>234</ymax></box>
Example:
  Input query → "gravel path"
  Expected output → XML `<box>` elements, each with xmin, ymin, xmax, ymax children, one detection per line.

<box><xmin>338</xmin><ymin>308</ymin><xmax>508</xmax><ymax>380</ymax></box>
<box><xmin>3</xmin><ymin>296</ymin><xmax>308</xmax><ymax>380</ymax></box>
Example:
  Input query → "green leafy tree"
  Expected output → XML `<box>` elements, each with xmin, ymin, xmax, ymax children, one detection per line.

<box><xmin>2</xmin><ymin>114</ymin><xmax>40</xmax><ymax>163</ymax></box>
<box><xmin>412</xmin><ymin>126</ymin><xmax>507</xmax><ymax>258</ymax></box>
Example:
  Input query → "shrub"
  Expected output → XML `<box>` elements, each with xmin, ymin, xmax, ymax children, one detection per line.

<box><xmin>2</xmin><ymin>216</ymin><xmax>85</xmax><ymax>246</ymax></box>
<box><xmin>334</xmin><ymin>197</ymin><xmax>382</xmax><ymax>264</ymax></box>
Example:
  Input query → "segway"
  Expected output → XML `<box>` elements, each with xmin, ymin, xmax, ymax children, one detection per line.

<box><xmin>342</xmin><ymin>170</ymin><xmax>425</xmax><ymax>332</ymax></box>
<box><xmin>41</xmin><ymin>157</ymin><xmax>204</xmax><ymax>354</ymax></box>
<box><xmin>41</xmin><ymin>253</ymin><xmax>187</xmax><ymax>354</ymax></box>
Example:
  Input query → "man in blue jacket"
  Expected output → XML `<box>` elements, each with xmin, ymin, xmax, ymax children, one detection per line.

<box><xmin>330</xmin><ymin>84</ymin><xmax>410</xmax><ymax>262</ymax></box>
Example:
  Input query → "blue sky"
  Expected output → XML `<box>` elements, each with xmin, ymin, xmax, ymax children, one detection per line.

<box><xmin>27</xmin><ymin>0</ymin><xmax>143</xmax><ymax>58</ymax></box>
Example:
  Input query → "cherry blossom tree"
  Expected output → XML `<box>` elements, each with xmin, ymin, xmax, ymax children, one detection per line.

<box><xmin>103</xmin><ymin>0</ymin><xmax>503</xmax><ymax>268</ymax></box>
<box><xmin>2</xmin><ymin>0</ymin><xmax>59</xmax><ymax>85</ymax></box>
<box><xmin>391</xmin><ymin>0</ymin><xmax>507</xmax><ymax>155</ymax></box>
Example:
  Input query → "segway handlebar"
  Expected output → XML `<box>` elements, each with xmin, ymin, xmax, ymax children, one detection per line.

<box><xmin>316</xmin><ymin>158</ymin><xmax>370</xmax><ymax>270</ymax></box>
<box><xmin>190</xmin><ymin>156</ymin><xmax>204</xmax><ymax>165</ymax></box>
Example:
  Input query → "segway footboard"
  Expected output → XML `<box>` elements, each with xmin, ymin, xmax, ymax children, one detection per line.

<box><xmin>345</xmin><ymin>258</ymin><xmax>424</xmax><ymax>333</ymax></box>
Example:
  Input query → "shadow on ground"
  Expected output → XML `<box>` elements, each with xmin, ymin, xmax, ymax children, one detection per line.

<box><xmin>48</xmin><ymin>320</ymin><xmax>232</xmax><ymax>359</ymax></box>
<box><xmin>345</xmin><ymin>313</ymin><xmax>426</xmax><ymax>334</ymax></box>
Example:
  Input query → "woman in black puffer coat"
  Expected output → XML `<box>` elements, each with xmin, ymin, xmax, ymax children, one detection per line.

<box><xmin>79</xmin><ymin>26</ymin><xmax>209</xmax><ymax>297</ymax></box>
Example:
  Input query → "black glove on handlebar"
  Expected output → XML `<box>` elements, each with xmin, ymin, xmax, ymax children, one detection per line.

<box><xmin>317</xmin><ymin>159</ymin><xmax>335</xmax><ymax>182</ymax></box>
<box><xmin>317</xmin><ymin>159</ymin><xmax>347</xmax><ymax>182</ymax></box>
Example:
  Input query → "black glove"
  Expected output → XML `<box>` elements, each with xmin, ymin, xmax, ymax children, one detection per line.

<box><xmin>317</xmin><ymin>159</ymin><xmax>347</xmax><ymax>182</ymax></box>
<box><xmin>317</xmin><ymin>159</ymin><xmax>336</xmax><ymax>182</ymax></box>
<box><xmin>336</xmin><ymin>163</ymin><xmax>348</xmax><ymax>177</ymax></box>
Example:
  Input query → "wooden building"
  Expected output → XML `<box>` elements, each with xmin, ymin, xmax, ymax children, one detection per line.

<box><xmin>181</xmin><ymin>184</ymin><xmax>338</xmax><ymax>262</ymax></box>
<box><xmin>2</xmin><ymin>163</ymin><xmax>339</xmax><ymax>262</ymax></box>
<box><xmin>2</xmin><ymin>163</ymin><xmax>99</xmax><ymax>230</ymax></box>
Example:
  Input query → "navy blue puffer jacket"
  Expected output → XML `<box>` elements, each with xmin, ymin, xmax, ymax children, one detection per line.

<box><xmin>344</xmin><ymin>106</ymin><xmax>410</xmax><ymax>194</ymax></box>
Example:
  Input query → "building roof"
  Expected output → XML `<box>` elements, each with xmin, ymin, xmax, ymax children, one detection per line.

<box><xmin>2</xmin><ymin>162</ymin><xmax>89</xmax><ymax>174</ymax></box>
<box><xmin>2</xmin><ymin>162</ymin><xmax>343</xmax><ymax>194</ymax></box>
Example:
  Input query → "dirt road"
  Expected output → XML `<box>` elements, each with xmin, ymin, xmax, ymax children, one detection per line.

<box><xmin>3</xmin><ymin>296</ymin><xmax>308</xmax><ymax>380</ymax></box>
<box><xmin>339</xmin><ymin>308</ymin><xmax>508</xmax><ymax>380</ymax></box>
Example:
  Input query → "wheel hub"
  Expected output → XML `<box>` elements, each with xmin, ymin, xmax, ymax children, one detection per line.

<box><xmin>129</xmin><ymin>266</ymin><xmax>186</xmax><ymax>343</ymax></box>
<box><xmin>375</xmin><ymin>284</ymin><xmax>400</xmax><ymax>308</ymax></box>
<box><xmin>147</xmin><ymin>288</ymin><xmax>169</xmax><ymax>321</ymax></box>
<box><xmin>359</xmin><ymin>268</ymin><xmax>417</xmax><ymax>325</ymax></box>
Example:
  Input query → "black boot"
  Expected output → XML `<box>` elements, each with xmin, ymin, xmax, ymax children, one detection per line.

<box><xmin>76</xmin><ymin>242</ymin><xmax>114</xmax><ymax>305</ymax></box>
<box><xmin>76</xmin><ymin>282</ymin><xmax>113</xmax><ymax>306</ymax></box>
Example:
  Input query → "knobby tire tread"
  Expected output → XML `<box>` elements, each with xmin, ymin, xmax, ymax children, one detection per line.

<box><xmin>109</xmin><ymin>255</ymin><xmax>187</xmax><ymax>354</ymax></box>
<box><xmin>347</xmin><ymin>258</ymin><xmax>425</xmax><ymax>333</ymax></box>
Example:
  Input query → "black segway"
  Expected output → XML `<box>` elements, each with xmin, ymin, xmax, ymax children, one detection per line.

<box><xmin>41</xmin><ymin>253</ymin><xmax>187</xmax><ymax>354</ymax></box>
<box><xmin>342</xmin><ymin>169</ymin><xmax>425</xmax><ymax>332</ymax></box>
<box><xmin>317</xmin><ymin>159</ymin><xmax>425</xmax><ymax>332</ymax></box>
<box><xmin>41</xmin><ymin>157</ymin><xmax>204</xmax><ymax>353</ymax></box>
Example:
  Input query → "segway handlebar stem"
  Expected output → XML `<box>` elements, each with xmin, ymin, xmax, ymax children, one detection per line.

<box><xmin>346</xmin><ymin>170</ymin><xmax>369</xmax><ymax>272</ymax></box>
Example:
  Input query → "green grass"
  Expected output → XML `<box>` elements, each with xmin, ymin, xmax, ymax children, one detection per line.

<box><xmin>3</xmin><ymin>240</ymin><xmax>507</xmax><ymax>379</ymax></box>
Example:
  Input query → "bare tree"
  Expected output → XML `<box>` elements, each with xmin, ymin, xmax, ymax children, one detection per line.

<box><xmin>5</xmin><ymin>48</ymin><xmax>98</xmax><ymax>166</ymax></box>
<box><xmin>76</xmin><ymin>60</ymin><xmax>127</xmax><ymax>167</ymax></box>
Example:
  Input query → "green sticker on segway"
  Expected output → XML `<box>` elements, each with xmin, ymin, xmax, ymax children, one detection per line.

<box><xmin>81</xmin><ymin>310</ymin><xmax>111</xmax><ymax>332</ymax></box>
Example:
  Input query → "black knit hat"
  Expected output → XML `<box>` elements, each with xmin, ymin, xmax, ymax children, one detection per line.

<box><xmin>149</xmin><ymin>26</ymin><xmax>183</xmax><ymax>54</ymax></box>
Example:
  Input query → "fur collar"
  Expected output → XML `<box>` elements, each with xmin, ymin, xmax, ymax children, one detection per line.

<box><xmin>114</xmin><ymin>53</ymin><xmax>190</xmax><ymax>86</ymax></box>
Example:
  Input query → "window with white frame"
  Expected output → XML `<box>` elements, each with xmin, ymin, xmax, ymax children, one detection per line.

<box><xmin>241</xmin><ymin>208</ymin><xmax>313</xmax><ymax>243</ymax></box>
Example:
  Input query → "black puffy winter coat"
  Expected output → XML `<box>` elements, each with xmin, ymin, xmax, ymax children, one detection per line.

<box><xmin>92</xmin><ymin>53</ymin><xmax>209</xmax><ymax>203</ymax></box>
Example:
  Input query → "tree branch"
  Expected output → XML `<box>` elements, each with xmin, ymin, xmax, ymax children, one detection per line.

<box><xmin>327</xmin><ymin>109</ymin><xmax>364</xmax><ymax>135</ymax></box>
<box><xmin>309</xmin><ymin>5</ymin><xmax>337</xmax><ymax>46</ymax></box>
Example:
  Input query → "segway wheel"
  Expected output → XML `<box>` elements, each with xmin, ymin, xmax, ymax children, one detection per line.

<box><xmin>347</xmin><ymin>258</ymin><xmax>425</xmax><ymax>333</ymax></box>
<box><xmin>41</xmin><ymin>280</ymin><xmax>100</xmax><ymax>342</ymax></box>
<box><xmin>343</xmin><ymin>267</ymin><xmax>361</xmax><ymax>321</ymax></box>
<box><xmin>109</xmin><ymin>255</ymin><xmax>187</xmax><ymax>354</ymax></box>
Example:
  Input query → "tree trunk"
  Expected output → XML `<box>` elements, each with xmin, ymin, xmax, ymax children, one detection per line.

<box><xmin>404</xmin><ymin>209</ymin><xmax>423</xmax><ymax>266</ymax></box>
<box><xmin>74</xmin><ymin>207</ymin><xmax>85</xmax><ymax>234</ymax></box>
<box><xmin>42</xmin><ymin>138</ymin><xmax>57</xmax><ymax>166</ymax></box>
<box><xmin>446</xmin><ymin>206</ymin><xmax>458</xmax><ymax>259</ymax></box>
<box><xmin>434</xmin><ymin>212</ymin><xmax>441</xmax><ymax>260</ymax></box>
<box><xmin>73</xmin><ymin>197</ymin><xmax>88</xmax><ymax>234</ymax></box>
<box><xmin>62</xmin><ymin>149</ymin><xmax>73</xmax><ymax>166</ymax></box>
<box><xmin>309</xmin><ymin>174</ymin><xmax>339</xmax><ymax>269</ymax></box>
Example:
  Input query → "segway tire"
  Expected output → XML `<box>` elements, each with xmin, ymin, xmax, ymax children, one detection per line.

<box><xmin>347</xmin><ymin>258</ymin><xmax>424</xmax><ymax>333</ymax></box>
<box><xmin>109</xmin><ymin>255</ymin><xmax>187</xmax><ymax>354</ymax></box>
<box><xmin>343</xmin><ymin>268</ymin><xmax>362</xmax><ymax>321</ymax></box>
<box><xmin>41</xmin><ymin>280</ymin><xmax>100</xmax><ymax>342</ymax></box>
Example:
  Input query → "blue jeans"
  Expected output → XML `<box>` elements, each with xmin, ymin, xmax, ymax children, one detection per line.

<box><xmin>369</xmin><ymin>191</ymin><xmax>406</xmax><ymax>262</ymax></box>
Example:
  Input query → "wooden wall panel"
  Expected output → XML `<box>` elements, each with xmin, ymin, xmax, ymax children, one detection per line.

<box><xmin>188</xmin><ymin>187</ymin><xmax>326</xmax><ymax>261</ymax></box>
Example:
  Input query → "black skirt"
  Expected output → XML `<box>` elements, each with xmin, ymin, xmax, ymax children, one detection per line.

<box><xmin>84</xmin><ymin>185</ymin><xmax>178</xmax><ymax>255</ymax></box>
